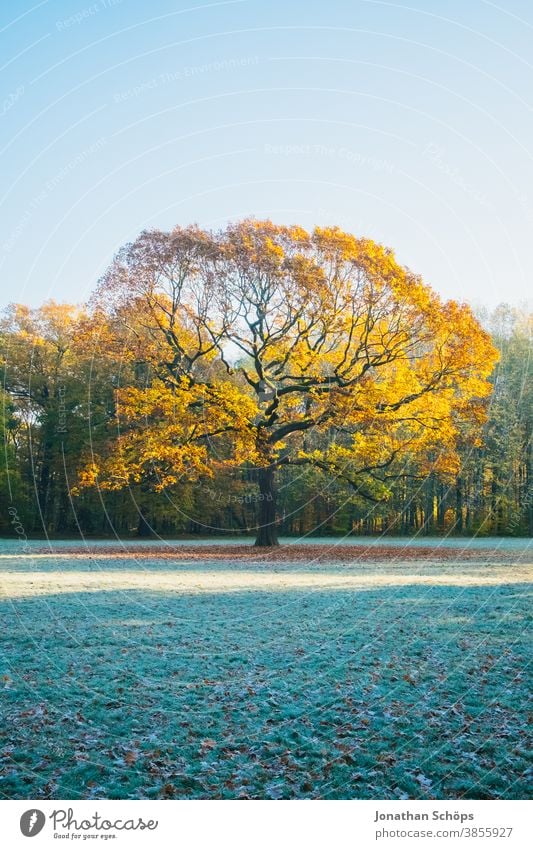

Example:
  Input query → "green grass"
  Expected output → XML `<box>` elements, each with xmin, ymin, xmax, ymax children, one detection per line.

<box><xmin>0</xmin><ymin>552</ymin><xmax>531</xmax><ymax>799</ymax></box>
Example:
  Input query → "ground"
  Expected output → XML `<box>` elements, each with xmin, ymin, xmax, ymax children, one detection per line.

<box><xmin>0</xmin><ymin>538</ymin><xmax>531</xmax><ymax>800</ymax></box>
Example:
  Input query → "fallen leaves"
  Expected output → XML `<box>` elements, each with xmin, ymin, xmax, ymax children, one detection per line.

<box><xmin>34</xmin><ymin>543</ymin><xmax>520</xmax><ymax>564</ymax></box>
<box><xmin>0</xmin><ymin>552</ymin><xmax>530</xmax><ymax>800</ymax></box>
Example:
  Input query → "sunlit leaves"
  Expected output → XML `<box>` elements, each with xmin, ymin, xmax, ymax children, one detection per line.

<box><xmin>78</xmin><ymin>219</ymin><xmax>498</xmax><ymax>501</ymax></box>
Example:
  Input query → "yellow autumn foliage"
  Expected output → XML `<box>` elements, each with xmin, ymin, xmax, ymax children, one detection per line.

<box><xmin>77</xmin><ymin>220</ymin><xmax>498</xmax><ymax>502</ymax></box>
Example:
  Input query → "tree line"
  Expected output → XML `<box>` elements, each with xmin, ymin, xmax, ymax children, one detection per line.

<box><xmin>1</xmin><ymin>221</ymin><xmax>531</xmax><ymax>542</ymax></box>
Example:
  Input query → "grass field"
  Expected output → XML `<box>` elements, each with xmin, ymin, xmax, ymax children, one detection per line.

<box><xmin>0</xmin><ymin>539</ymin><xmax>531</xmax><ymax>800</ymax></box>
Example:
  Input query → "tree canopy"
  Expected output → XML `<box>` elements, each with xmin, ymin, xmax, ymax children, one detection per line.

<box><xmin>73</xmin><ymin>219</ymin><xmax>498</xmax><ymax>545</ymax></box>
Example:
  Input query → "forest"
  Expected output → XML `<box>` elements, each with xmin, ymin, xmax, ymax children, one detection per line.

<box><xmin>1</xmin><ymin>221</ymin><xmax>531</xmax><ymax>541</ymax></box>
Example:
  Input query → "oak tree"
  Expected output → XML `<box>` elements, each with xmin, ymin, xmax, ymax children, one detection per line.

<box><xmin>81</xmin><ymin>220</ymin><xmax>498</xmax><ymax>546</ymax></box>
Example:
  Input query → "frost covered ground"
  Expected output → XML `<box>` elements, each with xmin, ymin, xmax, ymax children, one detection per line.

<box><xmin>0</xmin><ymin>538</ymin><xmax>531</xmax><ymax>800</ymax></box>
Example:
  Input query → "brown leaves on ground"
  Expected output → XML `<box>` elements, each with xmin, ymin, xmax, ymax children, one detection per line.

<box><xmin>39</xmin><ymin>543</ymin><xmax>519</xmax><ymax>564</ymax></box>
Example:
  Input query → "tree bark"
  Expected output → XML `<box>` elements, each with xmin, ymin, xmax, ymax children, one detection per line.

<box><xmin>455</xmin><ymin>476</ymin><xmax>463</xmax><ymax>533</ymax></box>
<box><xmin>137</xmin><ymin>512</ymin><xmax>154</xmax><ymax>537</ymax></box>
<box><xmin>254</xmin><ymin>465</ymin><xmax>279</xmax><ymax>546</ymax></box>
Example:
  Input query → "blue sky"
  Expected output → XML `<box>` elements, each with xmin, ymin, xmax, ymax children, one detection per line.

<box><xmin>1</xmin><ymin>0</ymin><xmax>532</xmax><ymax>308</ymax></box>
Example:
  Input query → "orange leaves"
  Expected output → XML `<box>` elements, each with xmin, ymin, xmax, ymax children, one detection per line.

<box><xmin>74</xmin><ymin>218</ymin><xmax>498</xmax><ymax>499</ymax></box>
<box><xmin>77</xmin><ymin>376</ymin><xmax>260</xmax><ymax>492</ymax></box>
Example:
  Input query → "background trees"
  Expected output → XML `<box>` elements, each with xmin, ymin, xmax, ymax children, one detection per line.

<box><xmin>1</xmin><ymin>223</ymin><xmax>530</xmax><ymax>541</ymax></box>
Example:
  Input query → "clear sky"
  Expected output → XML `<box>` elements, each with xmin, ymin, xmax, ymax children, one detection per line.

<box><xmin>1</xmin><ymin>0</ymin><xmax>532</xmax><ymax>309</ymax></box>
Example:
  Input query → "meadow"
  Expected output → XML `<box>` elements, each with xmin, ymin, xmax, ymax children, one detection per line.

<box><xmin>0</xmin><ymin>538</ymin><xmax>531</xmax><ymax>800</ymax></box>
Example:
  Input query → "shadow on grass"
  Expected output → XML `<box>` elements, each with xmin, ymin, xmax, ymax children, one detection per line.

<box><xmin>0</xmin><ymin>581</ymin><xmax>530</xmax><ymax>801</ymax></box>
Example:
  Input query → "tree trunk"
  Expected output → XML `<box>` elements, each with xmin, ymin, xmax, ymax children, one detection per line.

<box><xmin>254</xmin><ymin>465</ymin><xmax>279</xmax><ymax>546</ymax></box>
<box><xmin>437</xmin><ymin>483</ymin><xmax>446</xmax><ymax>531</ymax></box>
<box><xmin>137</xmin><ymin>512</ymin><xmax>154</xmax><ymax>537</ymax></box>
<box><xmin>455</xmin><ymin>477</ymin><xmax>463</xmax><ymax>533</ymax></box>
<box><xmin>424</xmin><ymin>473</ymin><xmax>435</xmax><ymax>534</ymax></box>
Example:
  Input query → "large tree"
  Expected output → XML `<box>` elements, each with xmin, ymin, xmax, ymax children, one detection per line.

<box><xmin>80</xmin><ymin>220</ymin><xmax>498</xmax><ymax>546</ymax></box>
